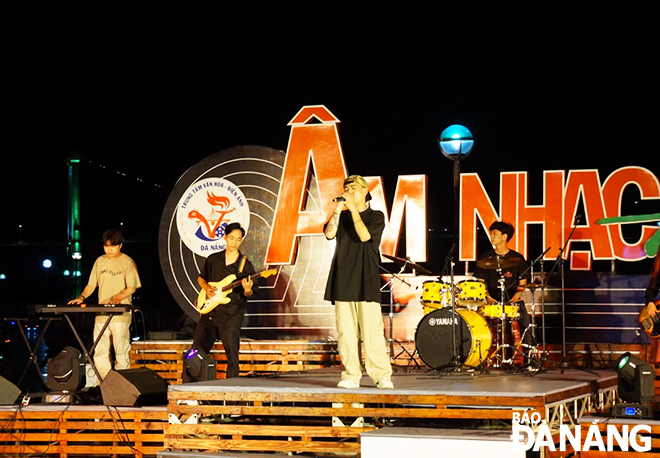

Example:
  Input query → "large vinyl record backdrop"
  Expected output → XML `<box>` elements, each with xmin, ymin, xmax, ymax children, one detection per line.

<box><xmin>158</xmin><ymin>145</ymin><xmax>336</xmax><ymax>339</ymax></box>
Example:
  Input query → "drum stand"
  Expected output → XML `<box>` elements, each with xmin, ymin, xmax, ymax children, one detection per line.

<box><xmin>527</xmin><ymin>246</ymin><xmax>565</xmax><ymax>376</ymax></box>
<box><xmin>519</xmin><ymin>282</ymin><xmax>539</xmax><ymax>366</ymax></box>
<box><xmin>443</xmin><ymin>249</ymin><xmax>490</xmax><ymax>373</ymax></box>
<box><xmin>538</xmin><ymin>217</ymin><xmax>600</xmax><ymax>377</ymax></box>
<box><xmin>446</xmin><ymin>247</ymin><xmax>464</xmax><ymax>370</ymax></box>
<box><xmin>545</xmin><ymin>217</ymin><xmax>579</xmax><ymax>371</ymax></box>
<box><xmin>380</xmin><ymin>265</ymin><xmax>418</xmax><ymax>370</ymax></box>
<box><xmin>517</xmin><ymin>247</ymin><xmax>550</xmax><ymax>370</ymax></box>
<box><xmin>487</xmin><ymin>260</ymin><xmax>526</xmax><ymax>368</ymax></box>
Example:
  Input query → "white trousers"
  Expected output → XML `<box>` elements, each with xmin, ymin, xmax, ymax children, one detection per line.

<box><xmin>93</xmin><ymin>315</ymin><xmax>131</xmax><ymax>381</ymax></box>
<box><xmin>335</xmin><ymin>301</ymin><xmax>392</xmax><ymax>384</ymax></box>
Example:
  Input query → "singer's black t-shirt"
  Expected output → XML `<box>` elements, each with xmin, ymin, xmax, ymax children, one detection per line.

<box><xmin>324</xmin><ymin>207</ymin><xmax>385</xmax><ymax>304</ymax></box>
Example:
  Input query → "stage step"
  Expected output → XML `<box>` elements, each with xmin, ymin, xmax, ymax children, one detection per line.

<box><xmin>361</xmin><ymin>427</ymin><xmax>524</xmax><ymax>458</ymax></box>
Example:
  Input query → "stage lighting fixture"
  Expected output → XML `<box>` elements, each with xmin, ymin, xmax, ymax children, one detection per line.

<box><xmin>437</xmin><ymin>124</ymin><xmax>474</xmax><ymax>160</ymax></box>
<box><xmin>182</xmin><ymin>348</ymin><xmax>216</xmax><ymax>383</ymax></box>
<box><xmin>615</xmin><ymin>352</ymin><xmax>655</xmax><ymax>403</ymax></box>
<box><xmin>46</xmin><ymin>346</ymin><xmax>86</xmax><ymax>392</ymax></box>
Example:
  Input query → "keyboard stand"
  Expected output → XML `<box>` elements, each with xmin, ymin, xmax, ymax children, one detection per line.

<box><xmin>4</xmin><ymin>316</ymin><xmax>58</xmax><ymax>389</ymax></box>
<box><xmin>35</xmin><ymin>305</ymin><xmax>137</xmax><ymax>384</ymax></box>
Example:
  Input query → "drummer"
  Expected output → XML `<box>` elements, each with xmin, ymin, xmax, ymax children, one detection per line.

<box><xmin>473</xmin><ymin>221</ymin><xmax>532</xmax><ymax>346</ymax></box>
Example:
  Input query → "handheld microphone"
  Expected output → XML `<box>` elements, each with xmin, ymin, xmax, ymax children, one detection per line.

<box><xmin>574</xmin><ymin>214</ymin><xmax>583</xmax><ymax>224</ymax></box>
<box><xmin>333</xmin><ymin>196</ymin><xmax>346</xmax><ymax>202</ymax></box>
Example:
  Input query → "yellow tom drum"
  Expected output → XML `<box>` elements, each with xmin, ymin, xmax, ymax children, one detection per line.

<box><xmin>421</xmin><ymin>280</ymin><xmax>454</xmax><ymax>315</ymax></box>
<box><xmin>481</xmin><ymin>303</ymin><xmax>520</xmax><ymax>319</ymax></box>
<box><xmin>456</xmin><ymin>279</ymin><xmax>487</xmax><ymax>308</ymax></box>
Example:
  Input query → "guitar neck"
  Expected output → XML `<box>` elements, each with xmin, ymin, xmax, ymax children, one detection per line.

<box><xmin>222</xmin><ymin>271</ymin><xmax>263</xmax><ymax>292</ymax></box>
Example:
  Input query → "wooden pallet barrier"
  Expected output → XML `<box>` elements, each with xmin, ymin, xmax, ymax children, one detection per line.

<box><xmin>0</xmin><ymin>405</ymin><xmax>168</xmax><ymax>457</ymax></box>
<box><xmin>164</xmin><ymin>385</ymin><xmax>551</xmax><ymax>455</ymax></box>
<box><xmin>130</xmin><ymin>339</ymin><xmax>340</xmax><ymax>383</ymax></box>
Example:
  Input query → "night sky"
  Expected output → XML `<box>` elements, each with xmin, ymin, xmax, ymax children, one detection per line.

<box><xmin>2</xmin><ymin>2</ymin><xmax>659</xmax><ymax>307</ymax></box>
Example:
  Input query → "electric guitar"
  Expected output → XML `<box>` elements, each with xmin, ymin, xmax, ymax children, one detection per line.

<box><xmin>638</xmin><ymin>300</ymin><xmax>660</xmax><ymax>338</ymax></box>
<box><xmin>195</xmin><ymin>269</ymin><xmax>277</xmax><ymax>314</ymax></box>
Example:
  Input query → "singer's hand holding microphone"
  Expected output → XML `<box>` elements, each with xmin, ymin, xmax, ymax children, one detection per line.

<box><xmin>333</xmin><ymin>193</ymin><xmax>356</xmax><ymax>212</ymax></box>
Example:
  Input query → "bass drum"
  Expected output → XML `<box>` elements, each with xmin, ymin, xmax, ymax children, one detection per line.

<box><xmin>415</xmin><ymin>308</ymin><xmax>492</xmax><ymax>370</ymax></box>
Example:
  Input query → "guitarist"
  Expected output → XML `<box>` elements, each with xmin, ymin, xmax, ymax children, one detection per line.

<box><xmin>646</xmin><ymin>255</ymin><xmax>660</xmax><ymax>318</ymax></box>
<box><xmin>190</xmin><ymin>222</ymin><xmax>255</xmax><ymax>379</ymax></box>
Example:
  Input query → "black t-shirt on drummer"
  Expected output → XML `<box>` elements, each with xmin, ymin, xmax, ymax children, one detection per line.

<box><xmin>473</xmin><ymin>249</ymin><xmax>530</xmax><ymax>303</ymax></box>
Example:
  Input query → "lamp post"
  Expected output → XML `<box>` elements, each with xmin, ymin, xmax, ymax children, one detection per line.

<box><xmin>438</xmin><ymin>124</ymin><xmax>474</xmax><ymax>269</ymax></box>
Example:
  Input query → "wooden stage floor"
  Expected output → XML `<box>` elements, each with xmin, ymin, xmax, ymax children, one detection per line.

<box><xmin>172</xmin><ymin>365</ymin><xmax>617</xmax><ymax>399</ymax></box>
<box><xmin>165</xmin><ymin>366</ymin><xmax>618</xmax><ymax>455</ymax></box>
<box><xmin>0</xmin><ymin>365</ymin><xmax>620</xmax><ymax>457</ymax></box>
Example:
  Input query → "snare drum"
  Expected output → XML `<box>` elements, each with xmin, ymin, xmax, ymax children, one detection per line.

<box><xmin>456</xmin><ymin>279</ymin><xmax>487</xmax><ymax>308</ymax></box>
<box><xmin>481</xmin><ymin>303</ymin><xmax>520</xmax><ymax>319</ymax></box>
<box><xmin>421</xmin><ymin>281</ymin><xmax>454</xmax><ymax>315</ymax></box>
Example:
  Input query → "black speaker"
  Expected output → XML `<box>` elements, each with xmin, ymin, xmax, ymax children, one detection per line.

<box><xmin>0</xmin><ymin>376</ymin><xmax>21</xmax><ymax>405</ymax></box>
<box><xmin>100</xmin><ymin>367</ymin><xmax>168</xmax><ymax>407</ymax></box>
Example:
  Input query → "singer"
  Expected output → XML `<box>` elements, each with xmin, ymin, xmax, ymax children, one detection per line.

<box><xmin>323</xmin><ymin>175</ymin><xmax>393</xmax><ymax>389</ymax></box>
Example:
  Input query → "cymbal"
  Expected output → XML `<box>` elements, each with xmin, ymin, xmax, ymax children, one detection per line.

<box><xmin>476</xmin><ymin>255</ymin><xmax>521</xmax><ymax>270</ymax></box>
<box><xmin>382</xmin><ymin>254</ymin><xmax>432</xmax><ymax>275</ymax></box>
<box><xmin>523</xmin><ymin>281</ymin><xmax>542</xmax><ymax>290</ymax></box>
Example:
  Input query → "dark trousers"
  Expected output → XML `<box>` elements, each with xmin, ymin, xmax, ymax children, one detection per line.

<box><xmin>192</xmin><ymin>306</ymin><xmax>245</xmax><ymax>378</ymax></box>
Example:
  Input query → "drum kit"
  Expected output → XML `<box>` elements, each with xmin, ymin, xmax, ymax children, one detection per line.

<box><xmin>387</xmin><ymin>253</ymin><xmax>543</xmax><ymax>372</ymax></box>
<box><xmin>385</xmin><ymin>216</ymin><xmax>588</xmax><ymax>374</ymax></box>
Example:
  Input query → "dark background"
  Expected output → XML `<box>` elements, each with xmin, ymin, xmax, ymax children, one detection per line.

<box><xmin>1</xmin><ymin>2</ymin><xmax>659</xmax><ymax>318</ymax></box>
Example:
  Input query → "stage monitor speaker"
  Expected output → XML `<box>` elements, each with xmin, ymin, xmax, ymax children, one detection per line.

<box><xmin>100</xmin><ymin>367</ymin><xmax>168</xmax><ymax>407</ymax></box>
<box><xmin>0</xmin><ymin>376</ymin><xmax>21</xmax><ymax>405</ymax></box>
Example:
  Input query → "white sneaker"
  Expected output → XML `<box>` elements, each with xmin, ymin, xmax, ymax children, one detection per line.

<box><xmin>377</xmin><ymin>379</ymin><xmax>394</xmax><ymax>389</ymax></box>
<box><xmin>337</xmin><ymin>379</ymin><xmax>360</xmax><ymax>389</ymax></box>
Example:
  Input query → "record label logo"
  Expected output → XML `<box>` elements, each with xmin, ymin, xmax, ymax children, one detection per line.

<box><xmin>176</xmin><ymin>177</ymin><xmax>250</xmax><ymax>256</ymax></box>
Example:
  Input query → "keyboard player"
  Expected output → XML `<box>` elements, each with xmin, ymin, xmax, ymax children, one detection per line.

<box><xmin>67</xmin><ymin>229</ymin><xmax>141</xmax><ymax>381</ymax></box>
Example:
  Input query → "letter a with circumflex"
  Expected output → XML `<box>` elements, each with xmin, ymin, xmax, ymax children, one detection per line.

<box><xmin>266</xmin><ymin>105</ymin><xmax>347</xmax><ymax>265</ymax></box>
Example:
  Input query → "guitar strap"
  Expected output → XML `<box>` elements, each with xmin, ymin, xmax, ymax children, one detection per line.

<box><xmin>238</xmin><ymin>255</ymin><xmax>246</xmax><ymax>274</ymax></box>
